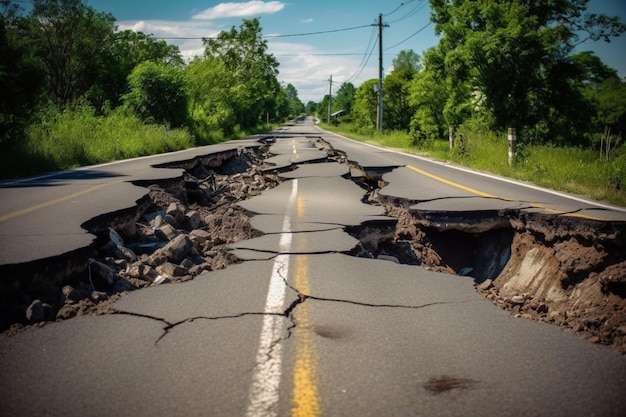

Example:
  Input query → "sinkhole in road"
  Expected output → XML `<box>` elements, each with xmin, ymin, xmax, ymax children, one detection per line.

<box><xmin>1</xmin><ymin>138</ymin><xmax>626</xmax><ymax>355</ymax></box>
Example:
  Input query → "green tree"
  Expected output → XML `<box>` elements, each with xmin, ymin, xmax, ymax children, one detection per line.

<box><xmin>305</xmin><ymin>100</ymin><xmax>317</xmax><ymax>115</ymax></box>
<box><xmin>203</xmin><ymin>18</ymin><xmax>280</xmax><ymax>130</ymax></box>
<box><xmin>123</xmin><ymin>61</ymin><xmax>188</xmax><ymax>127</ymax></box>
<box><xmin>28</xmin><ymin>0</ymin><xmax>115</xmax><ymax>106</ymax></box>
<box><xmin>385</xmin><ymin>50</ymin><xmax>422</xmax><ymax>131</ymax></box>
<box><xmin>186</xmin><ymin>57</ymin><xmax>237</xmax><ymax>138</ymax></box>
<box><xmin>409</xmin><ymin>48</ymin><xmax>448</xmax><ymax>144</ymax></box>
<box><xmin>429</xmin><ymin>0</ymin><xmax>626</xmax><ymax>144</ymax></box>
<box><xmin>0</xmin><ymin>2</ymin><xmax>44</xmax><ymax>143</ymax></box>
<box><xmin>392</xmin><ymin>49</ymin><xmax>422</xmax><ymax>75</ymax></box>
<box><xmin>582</xmin><ymin>77</ymin><xmax>626</xmax><ymax>146</ymax></box>
<box><xmin>281</xmin><ymin>83</ymin><xmax>304</xmax><ymax>119</ymax></box>
<box><xmin>353</xmin><ymin>79</ymin><xmax>378</xmax><ymax>131</ymax></box>
<box><xmin>90</xmin><ymin>30</ymin><xmax>183</xmax><ymax>110</ymax></box>
<box><xmin>318</xmin><ymin>94</ymin><xmax>331</xmax><ymax>122</ymax></box>
<box><xmin>334</xmin><ymin>82</ymin><xmax>356</xmax><ymax>115</ymax></box>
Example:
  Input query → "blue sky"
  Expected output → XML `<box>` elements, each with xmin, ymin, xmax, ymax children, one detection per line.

<box><xmin>82</xmin><ymin>0</ymin><xmax>626</xmax><ymax>102</ymax></box>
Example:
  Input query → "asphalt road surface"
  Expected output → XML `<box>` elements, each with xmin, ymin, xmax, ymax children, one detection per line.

<box><xmin>1</xmin><ymin>118</ymin><xmax>625</xmax><ymax>416</ymax></box>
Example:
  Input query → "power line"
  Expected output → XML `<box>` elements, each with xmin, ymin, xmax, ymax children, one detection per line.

<box><xmin>273</xmin><ymin>53</ymin><xmax>368</xmax><ymax>57</ymax></box>
<box><xmin>382</xmin><ymin>0</ymin><xmax>418</xmax><ymax>17</ymax></box>
<box><xmin>340</xmin><ymin>28</ymin><xmax>378</xmax><ymax>85</ymax></box>
<box><xmin>155</xmin><ymin>24</ymin><xmax>371</xmax><ymax>41</ymax></box>
<box><xmin>387</xmin><ymin>1</ymin><xmax>428</xmax><ymax>24</ymax></box>
<box><xmin>263</xmin><ymin>24</ymin><xmax>370</xmax><ymax>38</ymax></box>
<box><xmin>343</xmin><ymin>26</ymin><xmax>377</xmax><ymax>82</ymax></box>
<box><xmin>384</xmin><ymin>21</ymin><xmax>432</xmax><ymax>50</ymax></box>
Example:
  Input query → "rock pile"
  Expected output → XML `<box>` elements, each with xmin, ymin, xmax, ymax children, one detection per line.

<box><xmin>5</xmin><ymin>146</ymin><xmax>282</xmax><ymax>331</ymax></box>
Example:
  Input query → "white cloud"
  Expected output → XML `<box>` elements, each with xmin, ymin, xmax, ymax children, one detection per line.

<box><xmin>117</xmin><ymin>16</ymin><xmax>377</xmax><ymax>103</ymax></box>
<box><xmin>116</xmin><ymin>19</ymin><xmax>225</xmax><ymax>61</ymax></box>
<box><xmin>301</xmin><ymin>18</ymin><xmax>313</xmax><ymax>24</ymax></box>
<box><xmin>193</xmin><ymin>1</ymin><xmax>285</xmax><ymax>20</ymax></box>
<box><xmin>267</xmin><ymin>40</ymin><xmax>377</xmax><ymax>102</ymax></box>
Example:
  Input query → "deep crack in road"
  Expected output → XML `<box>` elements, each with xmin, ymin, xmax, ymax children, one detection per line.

<box><xmin>1</xmin><ymin>120</ymin><xmax>626</xmax><ymax>417</ymax></box>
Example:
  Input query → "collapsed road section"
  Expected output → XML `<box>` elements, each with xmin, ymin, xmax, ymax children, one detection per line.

<box><xmin>1</xmin><ymin>133</ymin><xmax>625</xmax><ymax>354</ymax></box>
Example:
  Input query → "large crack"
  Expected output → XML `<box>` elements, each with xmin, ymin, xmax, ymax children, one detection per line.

<box><xmin>2</xmin><ymin>134</ymin><xmax>626</xmax><ymax>355</ymax></box>
<box><xmin>315</xmin><ymin>138</ymin><xmax>626</xmax><ymax>353</ymax></box>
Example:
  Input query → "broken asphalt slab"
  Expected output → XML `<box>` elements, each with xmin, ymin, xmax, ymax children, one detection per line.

<box><xmin>279</xmin><ymin>161</ymin><xmax>350</xmax><ymax>179</ymax></box>
<box><xmin>237</xmin><ymin>176</ymin><xmax>390</xmax><ymax>230</ymax></box>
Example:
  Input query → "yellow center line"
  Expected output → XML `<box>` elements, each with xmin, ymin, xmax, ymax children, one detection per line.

<box><xmin>0</xmin><ymin>181</ymin><xmax>120</xmax><ymax>223</ymax></box>
<box><xmin>406</xmin><ymin>164</ymin><xmax>607</xmax><ymax>221</ymax></box>
<box><xmin>291</xmin><ymin>196</ymin><xmax>320</xmax><ymax>417</ymax></box>
<box><xmin>406</xmin><ymin>164</ymin><xmax>502</xmax><ymax>199</ymax></box>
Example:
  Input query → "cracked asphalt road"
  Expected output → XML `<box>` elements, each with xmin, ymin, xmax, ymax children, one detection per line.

<box><xmin>1</xmin><ymin>118</ymin><xmax>626</xmax><ymax>416</ymax></box>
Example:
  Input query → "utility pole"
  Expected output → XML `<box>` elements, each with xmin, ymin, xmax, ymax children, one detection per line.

<box><xmin>327</xmin><ymin>74</ymin><xmax>333</xmax><ymax>124</ymax></box>
<box><xmin>373</xmin><ymin>14</ymin><xmax>389</xmax><ymax>132</ymax></box>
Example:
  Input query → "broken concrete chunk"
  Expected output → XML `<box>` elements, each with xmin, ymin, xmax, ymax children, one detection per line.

<box><xmin>477</xmin><ymin>279</ymin><xmax>494</xmax><ymax>292</ymax></box>
<box><xmin>26</xmin><ymin>300</ymin><xmax>53</xmax><ymax>322</ymax></box>
<box><xmin>180</xmin><ymin>258</ymin><xmax>195</xmax><ymax>270</ymax></box>
<box><xmin>185</xmin><ymin>210</ymin><xmax>202</xmax><ymax>230</ymax></box>
<box><xmin>144</xmin><ymin>210</ymin><xmax>165</xmax><ymax>224</ymax></box>
<box><xmin>114</xmin><ymin>245</ymin><xmax>137</xmax><ymax>262</ymax></box>
<box><xmin>152</xmin><ymin>275</ymin><xmax>169</xmax><ymax>286</ymax></box>
<box><xmin>109</xmin><ymin>228</ymin><xmax>125</xmax><ymax>247</ymax></box>
<box><xmin>511</xmin><ymin>295</ymin><xmax>526</xmax><ymax>305</ymax></box>
<box><xmin>157</xmin><ymin>262</ymin><xmax>189</xmax><ymax>277</ymax></box>
<box><xmin>190</xmin><ymin>229</ymin><xmax>211</xmax><ymax>245</ymax></box>
<box><xmin>155</xmin><ymin>223</ymin><xmax>180</xmax><ymax>241</ymax></box>
<box><xmin>166</xmin><ymin>202</ymin><xmax>186</xmax><ymax>224</ymax></box>
<box><xmin>164</xmin><ymin>214</ymin><xmax>177</xmax><ymax>226</ymax></box>
<box><xmin>88</xmin><ymin>259</ymin><xmax>115</xmax><ymax>285</ymax></box>
<box><xmin>62</xmin><ymin>285</ymin><xmax>83</xmax><ymax>303</ymax></box>
<box><xmin>151</xmin><ymin>234</ymin><xmax>193</xmax><ymax>264</ymax></box>
<box><xmin>90</xmin><ymin>291</ymin><xmax>109</xmax><ymax>303</ymax></box>
<box><xmin>151</xmin><ymin>214</ymin><xmax>164</xmax><ymax>228</ymax></box>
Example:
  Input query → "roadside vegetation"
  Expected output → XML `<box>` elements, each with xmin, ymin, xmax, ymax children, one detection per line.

<box><xmin>0</xmin><ymin>0</ymin><xmax>302</xmax><ymax>179</ymax></box>
<box><xmin>310</xmin><ymin>1</ymin><xmax>626</xmax><ymax>207</ymax></box>
<box><xmin>322</xmin><ymin>122</ymin><xmax>626</xmax><ymax>207</ymax></box>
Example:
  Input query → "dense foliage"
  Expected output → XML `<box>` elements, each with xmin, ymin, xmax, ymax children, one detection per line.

<box><xmin>325</xmin><ymin>0</ymin><xmax>625</xmax><ymax>155</ymax></box>
<box><xmin>0</xmin><ymin>0</ymin><xmax>303</xmax><ymax>177</ymax></box>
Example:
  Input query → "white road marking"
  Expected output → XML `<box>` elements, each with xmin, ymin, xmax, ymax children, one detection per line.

<box><xmin>246</xmin><ymin>179</ymin><xmax>298</xmax><ymax>417</ymax></box>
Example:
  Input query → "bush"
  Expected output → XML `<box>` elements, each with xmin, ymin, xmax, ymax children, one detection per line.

<box><xmin>123</xmin><ymin>62</ymin><xmax>188</xmax><ymax>128</ymax></box>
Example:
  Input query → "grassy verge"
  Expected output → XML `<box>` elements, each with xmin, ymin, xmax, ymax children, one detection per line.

<box><xmin>322</xmin><ymin>122</ymin><xmax>626</xmax><ymax>207</ymax></box>
<box><xmin>0</xmin><ymin>105</ymin><xmax>275</xmax><ymax>180</ymax></box>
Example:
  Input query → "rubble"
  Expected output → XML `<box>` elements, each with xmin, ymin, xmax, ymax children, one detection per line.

<box><xmin>0</xmin><ymin>146</ymin><xmax>279</xmax><ymax>334</ymax></box>
<box><xmin>1</xmin><ymin>139</ymin><xmax>625</xmax><ymax>356</ymax></box>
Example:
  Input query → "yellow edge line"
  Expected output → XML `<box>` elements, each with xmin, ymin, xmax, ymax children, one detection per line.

<box><xmin>405</xmin><ymin>164</ymin><xmax>606</xmax><ymax>221</ymax></box>
<box><xmin>406</xmin><ymin>164</ymin><xmax>501</xmax><ymax>199</ymax></box>
<box><xmin>0</xmin><ymin>181</ymin><xmax>117</xmax><ymax>223</ymax></box>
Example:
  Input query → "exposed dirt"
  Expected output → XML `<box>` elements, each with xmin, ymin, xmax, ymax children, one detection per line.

<box><xmin>352</xmin><ymin>189</ymin><xmax>626</xmax><ymax>353</ymax></box>
<box><xmin>2</xmin><ymin>138</ymin><xmax>625</xmax><ymax>354</ymax></box>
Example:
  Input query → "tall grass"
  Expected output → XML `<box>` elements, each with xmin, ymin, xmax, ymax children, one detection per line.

<box><xmin>323</xmin><ymin>121</ymin><xmax>626</xmax><ymax>207</ymax></box>
<box><xmin>0</xmin><ymin>103</ymin><xmax>279</xmax><ymax>179</ymax></box>
<box><xmin>1</xmin><ymin>104</ymin><xmax>194</xmax><ymax>179</ymax></box>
